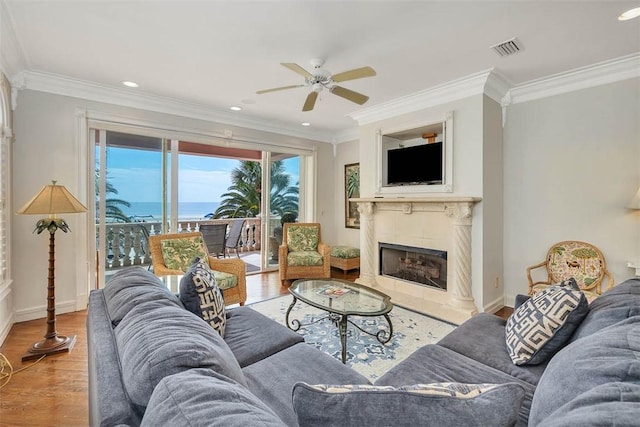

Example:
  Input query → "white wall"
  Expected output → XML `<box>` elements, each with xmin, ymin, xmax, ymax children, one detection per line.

<box><xmin>357</xmin><ymin>94</ymin><xmax>503</xmax><ymax>311</ymax></box>
<box><xmin>11</xmin><ymin>89</ymin><xmax>334</xmax><ymax>322</ymax></box>
<box><xmin>330</xmin><ymin>139</ymin><xmax>360</xmax><ymax>247</ymax></box>
<box><xmin>503</xmin><ymin>78</ymin><xmax>640</xmax><ymax>304</ymax></box>
<box><xmin>481</xmin><ymin>95</ymin><xmax>504</xmax><ymax>312</ymax></box>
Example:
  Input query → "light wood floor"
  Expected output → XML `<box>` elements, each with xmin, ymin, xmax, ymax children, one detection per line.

<box><xmin>0</xmin><ymin>268</ymin><xmax>508</xmax><ymax>426</ymax></box>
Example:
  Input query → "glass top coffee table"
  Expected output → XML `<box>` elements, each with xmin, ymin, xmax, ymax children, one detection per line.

<box><xmin>286</xmin><ymin>278</ymin><xmax>394</xmax><ymax>363</ymax></box>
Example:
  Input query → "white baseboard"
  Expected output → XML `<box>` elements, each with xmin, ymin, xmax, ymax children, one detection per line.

<box><xmin>14</xmin><ymin>299</ymin><xmax>78</xmax><ymax>323</ymax></box>
<box><xmin>0</xmin><ymin>279</ymin><xmax>14</xmax><ymax>346</ymax></box>
<box><xmin>483</xmin><ymin>295</ymin><xmax>505</xmax><ymax>314</ymax></box>
<box><xmin>0</xmin><ymin>311</ymin><xmax>14</xmax><ymax>346</ymax></box>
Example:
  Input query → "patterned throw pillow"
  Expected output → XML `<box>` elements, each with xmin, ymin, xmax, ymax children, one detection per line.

<box><xmin>306</xmin><ymin>382</ymin><xmax>497</xmax><ymax>397</ymax></box>
<box><xmin>161</xmin><ymin>236</ymin><xmax>208</xmax><ymax>272</ymax></box>
<box><xmin>292</xmin><ymin>382</ymin><xmax>525</xmax><ymax>427</ymax></box>
<box><xmin>557</xmin><ymin>277</ymin><xmax>580</xmax><ymax>291</ymax></box>
<box><xmin>505</xmin><ymin>286</ymin><xmax>588</xmax><ymax>366</ymax></box>
<box><xmin>287</xmin><ymin>226</ymin><xmax>319</xmax><ymax>252</ymax></box>
<box><xmin>179</xmin><ymin>257</ymin><xmax>226</xmax><ymax>336</ymax></box>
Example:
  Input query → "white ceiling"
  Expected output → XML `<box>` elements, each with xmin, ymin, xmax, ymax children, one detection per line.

<box><xmin>3</xmin><ymin>0</ymin><xmax>639</xmax><ymax>141</ymax></box>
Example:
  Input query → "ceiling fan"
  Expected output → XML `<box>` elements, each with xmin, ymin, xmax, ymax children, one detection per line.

<box><xmin>256</xmin><ymin>58</ymin><xmax>376</xmax><ymax>112</ymax></box>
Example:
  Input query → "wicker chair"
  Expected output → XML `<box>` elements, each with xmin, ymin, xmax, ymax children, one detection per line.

<box><xmin>149</xmin><ymin>231</ymin><xmax>246</xmax><ymax>306</ymax></box>
<box><xmin>526</xmin><ymin>240</ymin><xmax>613</xmax><ymax>303</ymax></box>
<box><xmin>279</xmin><ymin>223</ymin><xmax>330</xmax><ymax>286</ymax></box>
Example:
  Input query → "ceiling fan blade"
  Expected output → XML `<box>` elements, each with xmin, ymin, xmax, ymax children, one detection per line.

<box><xmin>256</xmin><ymin>84</ymin><xmax>305</xmax><ymax>95</ymax></box>
<box><xmin>331</xmin><ymin>66</ymin><xmax>376</xmax><ymax>83</ymax></box>
<box><xmin>302</xmin><ymin>91</ymin><xmax>318</xmax><ymax>111</ymax></box>
<box><xmin>281</xmin><ymin>63</ymin><xmax>313</xmax><ymax>79</ymax></box>
<box><xmin>331</xmin><ymin>85</ymin><xmax>369</xmax><ymax>105</ymax></box>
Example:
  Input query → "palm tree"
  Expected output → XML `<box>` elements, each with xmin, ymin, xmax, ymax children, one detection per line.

<box><xmin>95</xmin><ymin>170</ymin><xmax>131</xmax><ymax>223</ymax></box>
<box><xmin>210</xmin><ymin>160</ymin><xmax>298</xmax><ymax>219</ymax></box>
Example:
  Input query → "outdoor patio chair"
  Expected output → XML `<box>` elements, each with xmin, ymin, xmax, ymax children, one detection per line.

<box><xmin>526</xmin><ymin>240</ymin><xmax>613</xmax><ymax>303</ymax></box>
<box><xmin>199</xmin><ymin>223</ymin><xmax>227</xmax><ymax>258</ymax></box>
<box><xmin>149</xmin><ymin>231</ymin><xmax>246</xmax><ymax>306</ymax></box>
<box><xmin>225</xmin><ymin>219</ymin><xmax>245</xmax><ymax>258</ymax></box>
<box><xmin>279</xmin><ymin>222</ymin><xmax>330</xmax><ymax>286</ymax></box>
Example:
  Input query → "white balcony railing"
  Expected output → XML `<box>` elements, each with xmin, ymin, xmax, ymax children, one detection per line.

<box><xmin>100</xmin><ymin>217</ymin><xmax>268</xmax><ymax>270</ymax></box>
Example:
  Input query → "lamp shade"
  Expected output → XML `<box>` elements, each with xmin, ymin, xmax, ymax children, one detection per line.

<box><xmin>627</xmin><ymin>186</ymin><xmax>640</xmax><ymax>210</ymax></box>
<box><xmin>17</xmin><ymin>181</ymin><xmax>87</xmax><ymax>215</ymax></box>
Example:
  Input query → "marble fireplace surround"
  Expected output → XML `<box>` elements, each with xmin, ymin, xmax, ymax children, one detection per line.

<box><xmin>352</xmin><ymin>197</ymin><xmax>481</xmax><ymax>325</ymax></box>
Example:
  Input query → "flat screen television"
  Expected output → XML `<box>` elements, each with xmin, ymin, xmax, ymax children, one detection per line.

<box><xmin>386</xmin><ymin>142</ymin><xmax>443</xmax><ymax>186</ymax></box>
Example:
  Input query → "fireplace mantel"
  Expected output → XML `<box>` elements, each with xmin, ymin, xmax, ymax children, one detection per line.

<box><xmin>352</xmin><ymin>196</ymin><xmax>482</xmax><ymax>324</ymax></box>
<box><xmin>351</xmin><ymin>197</ymin><xmax>481</xmax><ymax>203</ymax></box>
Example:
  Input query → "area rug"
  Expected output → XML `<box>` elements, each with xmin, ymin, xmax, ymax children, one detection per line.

<box><xmin>248</xmin><ymin>296</ymin><xmax>456</xmax><ymax>382</ymax></box>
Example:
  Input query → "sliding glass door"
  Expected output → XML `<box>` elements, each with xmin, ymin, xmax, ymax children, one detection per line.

<box><xmin>264</xmin><ymin>152</ymin><xmax>300</xmax><ymax>269</ymax></box>
<box><xmin>92</xmin><ymin>123</ymin><xmax>310</xmax><ymax>286</ymax></box>
<box><xmin>94</xmin><ymin>130</ymin><xmax>170</xmax><ymax>286</ymax></box>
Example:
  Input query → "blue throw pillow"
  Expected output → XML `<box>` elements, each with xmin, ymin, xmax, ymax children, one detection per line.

<box><xmin>292</xmin><ymin>382</ymin><xmax>525</xmax><ymax>427</ymax></box>
<box><xmin>505</xmin><ymin>286</ymin><xmax>588</xmax><ymax>365</ymax></box>
<box><xmin>180</xmin><ymin>257</ymin><xmax>226</xmax><ymax>336</ymax></box>
<box><xmin>142</xmin><ymin>368</ymin><xmax>285</xmax><ymax>427</ymax></box>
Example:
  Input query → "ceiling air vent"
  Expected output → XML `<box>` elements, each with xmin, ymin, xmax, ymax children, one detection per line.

<box><xmin>490</xmin><ymin>37</ymin><xmax>523</xmax><ymax>57</ymax></box>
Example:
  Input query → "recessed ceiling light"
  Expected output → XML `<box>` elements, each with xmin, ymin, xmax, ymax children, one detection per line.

<box><xmin>230</xmin><ymin>106</ymin><xmax>242</xmax><ymax>111</ymax></box>
<box><xmin>301</xmin><ymin>122</ymin><xmax>311</xmax><ymax>127</ymax></box>
<box><xmin>619</xmin><ymin>7</ymin><xmax>640</xmax><ymax>21</ymax></box>
<box><xmin>122</xmin><ymin>81</ymin><xmax>139</xmax><ymax>88</ymax></box>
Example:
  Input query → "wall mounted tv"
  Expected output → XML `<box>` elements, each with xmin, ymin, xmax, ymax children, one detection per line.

<box><xmin>386</xmin><ymin>142</ymin><xmax>443</xmax><ymax>186</ymax></box>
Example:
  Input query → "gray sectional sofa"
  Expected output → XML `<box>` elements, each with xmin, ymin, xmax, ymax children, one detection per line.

<box><xmin>87</xmin><ymin>268</ymin><xmax>640</xmax><ymax>426</ymax></box>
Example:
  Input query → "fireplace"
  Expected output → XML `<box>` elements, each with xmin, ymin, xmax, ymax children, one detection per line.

<box><xmin>379</xmin><ymin>243</ymin><xmax>447</xmax><ymax>291</ymax></box>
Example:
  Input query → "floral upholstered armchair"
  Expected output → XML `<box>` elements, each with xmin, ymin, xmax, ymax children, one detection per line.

<box><xmin>149</xmin><ymin>231</ymin><xmax>247</xmax><ymax>306</ymax></box>
<box><xmin>526</xmin><ymin>240</ymin><xmax>613</xmax><ymax>303</ymax></box>
<box><xmin>279</xmin><ymin>223</ymin><xmax>331</xmax><ymax>286</ymax></box>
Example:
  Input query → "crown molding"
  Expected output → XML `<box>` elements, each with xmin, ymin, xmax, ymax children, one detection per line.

<box><xmin>348</xmin><ymin>69</ymin><xmax>505</xmax><ymax>125</ymax></box>
<box><xmin>7</xmin><ymin>51</ymin><xmax>638</xmax><ymax>144</ymax></box>
<box><xmin>508</xmin><ymin>52</ymin><xmax>640</xmax><ymax>105</ymax></box>
<box><xmin>332</xmin><ymin>127</ymin><xmax>359</xmax><ymax>144</ymax></box>
<box><xmin>0</xmin><ymin>0</ymin><xmax>28</xmax><ymax>77</ymax></box>
<box><xmin>10</xmin><ymin>70</ymin><xmax>339</xmax><ymax>144</ymax></box>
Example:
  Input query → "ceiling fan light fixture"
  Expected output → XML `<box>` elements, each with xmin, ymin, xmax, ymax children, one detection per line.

<box><xmin>618</xmin><ymin>7</ymin><xmax>640</xmax><ymax>21</ymax></box>
<box><xmin>312</xmin><ymin>83</ymin><xmax>324</xmax><ymax>93</ymax></box>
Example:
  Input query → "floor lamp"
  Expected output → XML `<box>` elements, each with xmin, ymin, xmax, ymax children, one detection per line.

<box><xmin>17</xmin><ymin>181</ymin><xmax>87</xmax><ymax>361</ymax></box>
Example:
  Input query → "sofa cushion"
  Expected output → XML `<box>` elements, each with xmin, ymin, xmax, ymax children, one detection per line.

<box><xmin>437</xmin><ymin>313</ymin><xmax>547</xmax><ymax>386</ymax></box>
<box><xmin>160</xmin><ymin>235</ymin><xmax>207</xmax><ymax>271</ymax></box>
<box><xmin>570</xmin><ymin>277</ymin><xmax>640</xmax><ymax>342</ymax></box>
<box><xmin>141</xmin><ymin>368</ymin><xmax>286</xmax><ymax>427</ymax></box>
<box><xmin>292</xmin><ymin>382</ymin><xmax>525</xmax><ymax>427</ymax></box>
<box><xmin>528</xmin><ymin>316</ymin><xmax>640</xmax><ymax>426</ymax></box>
<box><xmin>87</xmin><ymin>291</ymin><xmax>143</xmax><ymax>426</ymax></box>
<box><xmin>536</xmin><ymin>382</ymin><xmax>640</xmax><ymax>427</ymax></box>
<box><xmin>102</xmin><ymin>267</ymin><xmax>182</xmax><ymax>325</ymax></box>
<box><xmin>505</xmin><ymin>286</ymin><xmax>588</xmax><ymax>365</ymax></box>
<box><xmin>115</xmin><ymin>299</ymin><xmax>246</xmax><ymax>410</ymax></box>
<box><xmin>180</xmin><ymin>257</ymin><xmax>226</xmax><ymax>336</ymax></box>
<box><xmin>242</xmin><ymin>342</ymin><xmax>370</xmax><ymax>426</ymax></box>
<box><xmin>224</xmin><ymin>306</ymin><xmax>304</xmax><ymax>367</ymax></box>
<box><xmin>286</xmin><ymin>250</ymin><xmax>323</xmax><ymax>266</ymax></box>
<box><xmin>375</xmin><ymin>344</ymin><xmax>536</xmax><ymax>427</ymax></box>
<box><xmin>287</xmin><ymin>225</ymin><xmax>318</xmax><ymax>252</ymax></box>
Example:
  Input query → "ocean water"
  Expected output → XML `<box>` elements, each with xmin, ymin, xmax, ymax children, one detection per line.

<box><xmin>121</xmin><ymin>201</ymin><xmax>221</xmax><ymax>221</ymax></box>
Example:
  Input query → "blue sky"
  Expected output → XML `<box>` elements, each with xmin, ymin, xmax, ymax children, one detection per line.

<box><xmin>101</xmin><ymin>147</ymin><xmax>299</xmax><ymax>203</ymax></box>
